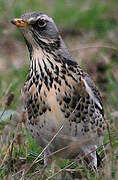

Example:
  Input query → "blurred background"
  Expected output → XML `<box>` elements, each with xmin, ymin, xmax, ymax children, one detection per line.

<box><xmin>0</xmin><ymin>0</ymin><xmax>118</xmax><ymax>179</ymax></box>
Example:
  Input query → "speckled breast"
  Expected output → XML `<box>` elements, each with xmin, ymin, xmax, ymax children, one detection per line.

<box><xmin>24</xmin><ymin>79</ymin><xmax>105</xmax><ymax>157</ymax></box>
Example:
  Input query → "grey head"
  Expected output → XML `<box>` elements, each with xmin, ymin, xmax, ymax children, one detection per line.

<box><xmin>11</xmin><ymin>12</ymin><xmax>75</xmax><ymax>64</ymax></box>
<box><xmin>11</xmin><ymin>12</ymin><xmax>60</xmax><ymax>49</ymax></box>
<box><xmin>21</xmin><ymin>12</ymin><xmax>59</xmax><ymax>41</ymax></box>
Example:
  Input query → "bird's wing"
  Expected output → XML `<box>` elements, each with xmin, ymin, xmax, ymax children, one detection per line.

<box><xmin>80</xmin><ymin>75</ymin><xmax>104</xmax><ymax>116</ymax></box>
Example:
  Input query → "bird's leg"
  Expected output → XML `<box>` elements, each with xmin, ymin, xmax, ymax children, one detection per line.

<box><xmin>83</xmin><ymin>145</ymin><xmax>98</xmax><ymax>173</ymax></box>
<box><xmin>40</xmin><ymin>149</ymin><xmax>52</xmax><ymax>175</ymax></box>
<box><xmin>44</xmin><ymin>149</ymin><xmax>52</xmax><ymax>167</ymax></box>
<box><xmin>90</xmin><ymin>151</ymin><xmax>98</xmax><ymax>173</ymax></box>
<box><xmin>44</xmin><ymin>150</ymin><xmax>49</xmax><ymax>167</ymax></box>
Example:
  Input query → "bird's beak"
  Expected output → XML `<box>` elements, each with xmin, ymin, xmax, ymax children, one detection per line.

<box><xmin>11</xmin><ymin>18</ymin><xmax>29</xmax><ymax>28</ymax></box>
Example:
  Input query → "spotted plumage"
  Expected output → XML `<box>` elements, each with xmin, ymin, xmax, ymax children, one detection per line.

<box><xmin>11</xmin><ymin>12</ymin><xmax>105</xmax><ymax>170</ymax></box>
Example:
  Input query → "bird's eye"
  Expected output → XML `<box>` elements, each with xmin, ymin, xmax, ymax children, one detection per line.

<box><xmin>38</xmin><ymin>18</ymin><xmax>46</xmax><ymax>27</ymax></box>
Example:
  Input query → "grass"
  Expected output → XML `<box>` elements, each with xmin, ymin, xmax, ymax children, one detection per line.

<box><xmin>0</xmin><ymin>0</ymin><xmax>118</xmax><ymax>179</ymax></box>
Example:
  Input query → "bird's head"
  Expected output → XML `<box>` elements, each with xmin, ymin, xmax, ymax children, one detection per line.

<box><xmin>11</xmin><ymin>12</ymin><xmax>61</xmax><ymax>53</ymax></box>
<box><xmin>11</xmin><ymin>12</ymin><xmax>73</xmax><ymax>65</ymax></box>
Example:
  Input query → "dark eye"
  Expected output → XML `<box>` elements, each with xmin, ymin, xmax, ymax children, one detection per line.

<box><xmin>38</xmin><ymin>18</ymin><xmax>46</xmax><ymax>27</ymax></box>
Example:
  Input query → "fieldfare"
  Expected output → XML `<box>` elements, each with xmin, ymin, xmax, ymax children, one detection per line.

<box><xmin>11</xmin><ymin>12</ymin><xmax>105</xmax><ymax>170</ymax></box>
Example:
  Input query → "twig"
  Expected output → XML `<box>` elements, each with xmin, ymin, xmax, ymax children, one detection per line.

<box><xmin>70</xmin><ymin>44</ymin><xmax>118</xmax><ymax>52</ymax></box>
<box><xmin>0</xmin><ymin>82</ymin><xmax>13</xmax><ymax>100</ymax></box>
<box><xmin>0</xmin><ymin>107</ymin><xmax>6</xmax><ymax>120</ymax></box>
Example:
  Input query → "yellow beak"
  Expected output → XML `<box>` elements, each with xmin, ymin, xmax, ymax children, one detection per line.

<box><xmin>11</xmin><ymin>18</ymin><xmax>30</xmax><ymax>28</ymax></box>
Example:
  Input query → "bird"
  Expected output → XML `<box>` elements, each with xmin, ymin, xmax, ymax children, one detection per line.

<box><xmin>11</xmin><ymin>12</ymin><xmax>105</xmax><ymax>171</ymax></box>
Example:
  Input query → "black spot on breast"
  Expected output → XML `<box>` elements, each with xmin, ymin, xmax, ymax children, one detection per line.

<box><xmin>59</xmin><ymin>100</ymin><xmax>62</xmax><ymax>105</ymax></box>
<box><xmin>81</xmin><ymin>104</ymin><xmax>84</xmax><ymax>111</ymax></box>
<box><xmin>64</xmin><ymin>103</ymin><xmax>69</xmax><ymax>109</ymax></box>
<box><xmin>40</xmin><ymin>96</ymin><xmax>42</xmax><ymax>101</ymax></box>
<box><xmin>36</xmin><ymin>74</ymin><xmax>39</xmax><ymax>80</ymax></box>
<box><xmin>64</xmin><ymin>111</ymin><xmax>70</xmax><ymax>118</ymax></box>
<box><xmin>54</xmin><ymin>76</ymin><xmax>58</xmax><ymax>83</ymax></box>
<box><xmin>54</xmin><ymin>84</ymin><xmax>57</xmax><ymax>89</ymax></box>
<box><xmin>58</xmin><ymin>88</ymin><xmax>60</xmax><ymax>92</ymax></box>
<box><xmin>61</xmin><ymin>68</ymin><xmax>66</xmax><ymax>74</ymax></box>
<box><xmin>89</xmin><ymin>113</ymin><xmax>93</xmax><ymax>117</ymax></box>
<box><xmin>26</xmin><ymin>74</ymin><xmax>31</xmax><ymax>82</ymax></box>
<box><xmin>34</xmin><ymin>109</ymin><xmax>38</xmax><ymax>114</ymax></box>
<box><xmin>60</xmin><ymin>74</ymin><xmax>65</xmax><ymax>80</ymax></box>
<box><xmin>42</xmin><ymin>106</ymin><xmax>47</xmax><ymax>113</ymax></box>
<box><xmin>96</xmin><ymin>120</ymin><xmax>98</xmax><ymax>126</ymax></box>
<box><xmin>91</xmin><ymin>120</ymin><xmax>95</xmax><ymax>125</ymax></box>
<box><xmin>42</xmin><ymin>100</ymin><xmax>45</xmax><ymax>105</ymax></box>
<box><xmin>68</xmin><ymin>66</ymin><xmax>76</xmax><ymax>73</ymax></box>
<box><xmin>84</xmin><ymin>127</ymin><xmax>89</xmax><ymax>132</ymax></box>
<box><xmin>86</xmin><ymin>100</ymin><xmax>90</xmax><ymax>104</ymax></box>
<box><xmin>39</xmin><ymin>111</ymin><xmax>43</xmax><ymax>115</ymax></box>
<box><xmin>84</xmin><ymin>111</ymin><xmax>88</xmax><ymax>115</ymax></box>
<box><xmin>48</xmin><ymin>107</ymin><xmax>51</xmax><ymax>111</ymax></box>
<box><xmin>28</xmin><ymin>80</ymin><xmax>33</xmax><ymax>91</ymax></box>
<box><xmin>99</xmin><ymin>118</ymin><xmax>102</xmax><ymax>122</ymax></box>
<box><xmin>32</xmin><ymin>104</ymin><xmax>35</xmax><ymax>109</ymax></box>
<box><xmin>28</xmin><ymin>98</ymin><xmax>33</xmax><ymax>105</ymax></box>
<box><xmin>65</xmin><ymin>80</ymin><xmax>71</xmax><ymax>89</ymax></box>
<box><xmin>86</xmin><ymin>95</ymin><xmax>90</xmax><ymax>99</ymax></box>
<box><xmin>77</xmin><ymin>104</ymin><xmax>81</xmax><ymax>110</ymax></box>
<box><xmin>44</xmin><ymin>91</ymin><xmax>47</xmax><ymax>97</ymax></box>
<box><xmin>34</xmin><ymin>94</ymin><xmax>38</xmax><ymax>103</ymax></box>
<box><xmin>35</xmin><ymin>81</ymin><xmax>38</xmax><ymax>87</ymax></box>
<box><xmin>76</xmin><ymin>112</ymin><xmax>80</xmax><ymax>118</ymax></box>
<box><xmin>63</xmin><ymin>96</ymin><xmax>71</xmax><ymax>104</ymax></box>
<box><xmin>58</xmin><ymin>79</ymin><xmax>61</xmax><ymax>85</ymax></box>
<box><xmin>30</xmin><ymin>129</ymin><xmax>33</xmax><ymax>133</ymax></box>
<box><xmin>28</xmin><ymin>115</ymin><xmax>32</xmax><ymax>120</ymax></box>
<box><xmin>38</xmin><ymin>84</ymin><xmax>42</xmax><ymax>93</ymax></box>
<box><xmin>29</xmin><ymin>121</ymin><xmax>34</xmax><ymax>126</ymax></box>
<box><xmin>33</xmin><ymin>76</ymin><xmax>36</xmax><ymax>83</ymax></box>
<box><xmin>85</xmin><ymin>105</ymin><xmax>88</xmax><ymax>109</ymax></box>
<box><xmin>60</xmin><ymin>107</ymin><xmax>65</xmax><ymax>112</ymax></box>
<box><xmin>55</xmin><ymin>65</ymin><xmax>59</xmax><ymax>75</ymax></box>
<box><xmin>82</xmin><ymin>116</ymin><xmax>86</xmax><ymax>121</ymax></box>
<box><xmin>55</xmin><ymin>76</ymin><xmax>61</xmax><ymax>85</ymax></box>
<box><xmin>99</xmin><ymin>124</ymin><xmax>102</xmax><ymax>128</ymax></box>
<box><xmin>37</xmin><ymin>132</ymin><xmax>40</xmax><ymax>136</ymax></box>
<box><xmin>44</xmin><ymin>76</ymin><xmax>48</xmax><ymax>87</ymax></box>
<box><xmin>74</xmin><ymin>124</ymin><xmax>77</xmax><ymax>136</ymax></box>
<box><xmin>82</xmin><ymin>97</ymin><xmax>85</xmax><ymax>103</ymax></box>
<box><xmin>47</xmin><ymin>58</ymin><xmax>54</xmax><ymax>69</ymax></box>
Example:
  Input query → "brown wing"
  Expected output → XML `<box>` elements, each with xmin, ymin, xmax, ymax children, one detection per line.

<box><xmin>81</xmin><ymin>75</ymin><xmax>104</xmax><ymax>117</ymax></box>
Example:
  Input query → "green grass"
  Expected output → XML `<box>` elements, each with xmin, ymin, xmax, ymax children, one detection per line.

<box><xmin>0</xmin><ymin>0</ymin><xmax>117</xmax><ymax>37</ymax></box>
